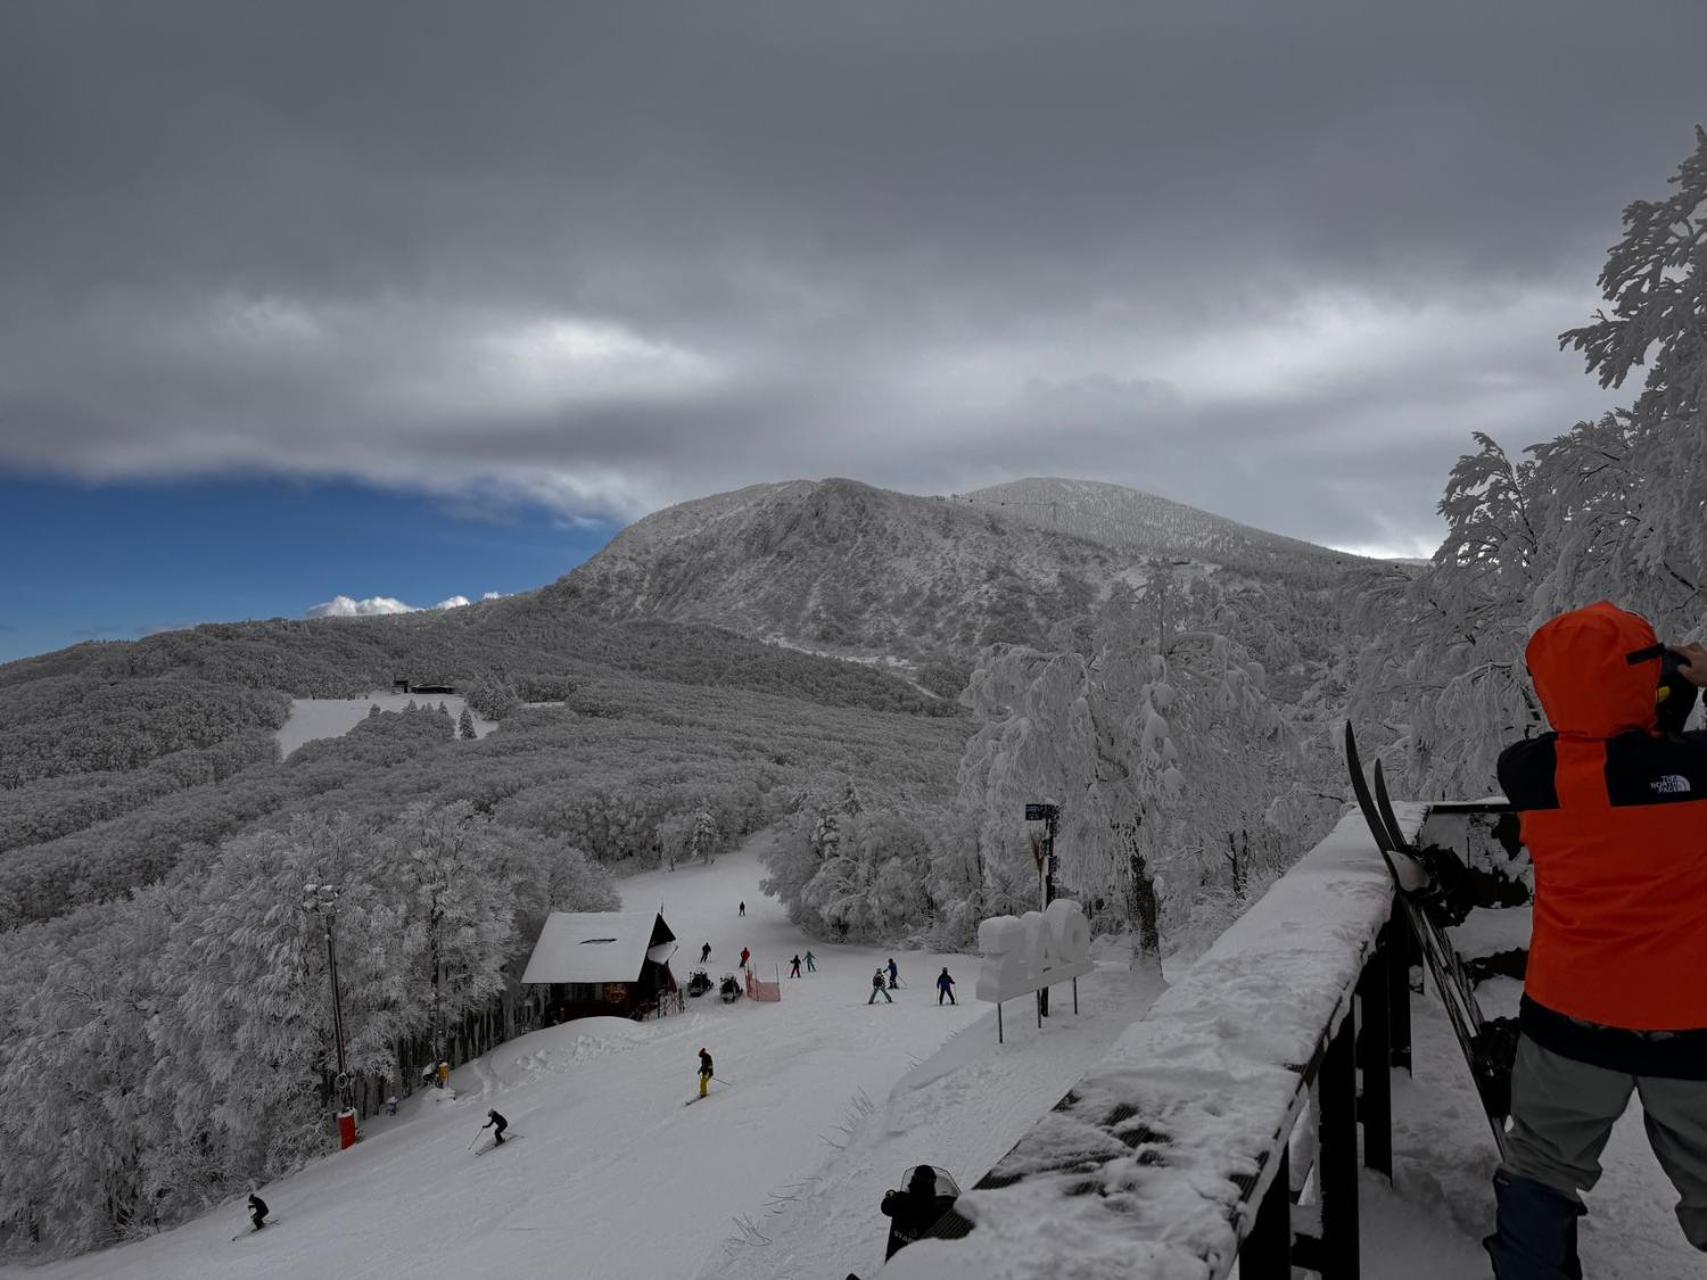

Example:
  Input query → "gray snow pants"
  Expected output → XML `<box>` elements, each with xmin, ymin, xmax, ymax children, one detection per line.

<box><xmin>1502</xmin><ymin>1034</ymin><xmax>1707</xmax><ymax>1250</ymax></box>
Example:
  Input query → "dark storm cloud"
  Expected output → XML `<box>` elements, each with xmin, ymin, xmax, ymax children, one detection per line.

<box><xmin>2</xmin><ymin>0</ymin><xmax>1700</xmax><ymax>552</ymax></box>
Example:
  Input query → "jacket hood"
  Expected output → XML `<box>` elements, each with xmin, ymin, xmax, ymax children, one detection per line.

<box><xmin>1526</xmin><ymin>602</ymin><xmax>1660</xmax><ymax>738</ymax></box>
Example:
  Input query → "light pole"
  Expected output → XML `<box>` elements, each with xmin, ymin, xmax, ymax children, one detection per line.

<box><xmin>1024</xmin><ymin>803</ymin><xmax>1060</xmax><ymax>1016</ymax></box>
<box><xmin>302</xmin><ymin>883</ymin><xmax>352</xmax><ymax>1124</ymax></box>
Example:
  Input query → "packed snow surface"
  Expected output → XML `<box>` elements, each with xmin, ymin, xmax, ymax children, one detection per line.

<box><xmin>11</xmin><ymin>837</ymin><xmax>1160</xmax><ymax>1280</ymax></box>
<box><xmin>275</xmin><ymin>692</ymin><xmax>498</xmax><ymax>757</ymax></box>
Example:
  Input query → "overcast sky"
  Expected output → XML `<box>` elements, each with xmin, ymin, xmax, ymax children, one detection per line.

<box><xmin>3</xmin><ymin>0</ymin><xmax>1703</xmax><ymax>607</ymax></box>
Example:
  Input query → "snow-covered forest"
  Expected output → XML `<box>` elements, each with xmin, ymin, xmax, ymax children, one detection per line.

<box><xmin>1346</xmin><ymin>126</ymin><xmax>1707</xmax><ymax>799</ymax></box>
<box><xmin>1</xmin><ymin>124</ymin><xmax>1704</xmax><ymax>1263</ymax></box>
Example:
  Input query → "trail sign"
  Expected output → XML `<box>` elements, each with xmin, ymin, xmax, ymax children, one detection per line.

<box><xmin>1024</xmin><ymin>803</ymin><xmax>1058</xmax><ymax>822</ymax></box>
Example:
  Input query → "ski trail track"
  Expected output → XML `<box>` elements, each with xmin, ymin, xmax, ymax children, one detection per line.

<box><xmin>703</xmin><ymin>959</ymin><xmax>1166</xmax><ymax>1280</ymax></box>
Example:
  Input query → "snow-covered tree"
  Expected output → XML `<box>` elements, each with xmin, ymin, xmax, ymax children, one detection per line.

<box><xmin>1355</xmin><ymin>129</ymin><xmax>1707</xmax><ymax>798</ymax></box>
<box><xmin>394</xmin><ymin>804</ymin><xmax>516</xmax><ymax>1066</ymax></box>
<box><xmin>458</xmin><ymin>707</ymin><xmax>477</xmax><ymax>740</ymax></box>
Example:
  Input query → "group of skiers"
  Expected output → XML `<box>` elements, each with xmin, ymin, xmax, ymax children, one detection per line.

<box><xmin>867</xmin><ymin>959</ymin><xmax>956</xmax><ymax>1005</ymax></box>
<box><xmin>697</xmin><ymin>942</ymin><xmax>757</xmax><ymax>970</ymax></box>
<box><xmin>788</xmin><ymin>951</ymin><xmax>817</xmax><ymax>976</ymax></box>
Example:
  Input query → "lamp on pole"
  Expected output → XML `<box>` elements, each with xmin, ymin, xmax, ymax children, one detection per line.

<box><xmin>301</xmin><ymin>882</ymin><xmax>351</xmax><ymax>1116</ymax></box>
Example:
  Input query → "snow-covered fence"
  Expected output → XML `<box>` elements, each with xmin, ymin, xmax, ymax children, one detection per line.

<box><xmin>885</xmin><ymin>808</ymin><xmax>1417</xmax><ymax>1280</ymax></box>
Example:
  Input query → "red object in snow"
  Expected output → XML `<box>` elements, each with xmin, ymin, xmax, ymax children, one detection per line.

<box><xmin>337</xmin><ymin>1109</ymin><xmax>359</xmax><ymax>1150</ymax></box>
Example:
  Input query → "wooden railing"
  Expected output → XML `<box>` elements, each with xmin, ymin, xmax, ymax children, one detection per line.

<box><xmin>887</xmin><ymin>806</ymin><xmax>1454</xmax><ymax>1279</ymax></box>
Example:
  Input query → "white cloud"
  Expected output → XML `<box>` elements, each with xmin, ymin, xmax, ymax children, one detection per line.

<box><xmin>308</xmin><ymin>595</ymin><xmax>417</xmax><ymax>618</ymax></box>
<box><xmin>307</xmin><ymin>592</ymin><xmax>495</xmax><ymax>618</ymax></box>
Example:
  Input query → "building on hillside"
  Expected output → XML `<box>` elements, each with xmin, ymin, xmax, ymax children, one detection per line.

<box><xmin>521</xmin><ymin>911</ymin><xmax>679</xmax><ymax>1022</ymax></box>
<box><xmin>393</xmin><ymin>679</ymin><xmax>457</xmax><ymax>695</ymax></box>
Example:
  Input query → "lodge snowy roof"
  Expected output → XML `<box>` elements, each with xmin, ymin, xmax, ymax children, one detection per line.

<box><xmin>520</xmin><ymin>911</ymin><xmax>676</xmax><ymax>985</ymax></box>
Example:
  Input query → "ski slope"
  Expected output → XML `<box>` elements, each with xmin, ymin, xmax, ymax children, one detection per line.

<box><xmin>15</xmin><ymin>831</ymin><xmax>1691</xmax><ymax>1278</ymax></box>
<box><xmin>12</xmin><ymin>836</ymin><xmax>1162</xmax><ymax>1280</ymax></box>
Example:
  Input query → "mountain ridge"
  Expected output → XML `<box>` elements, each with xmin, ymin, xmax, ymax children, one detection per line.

<box><xmin>553</xmin><ymin>476</ymin><xmax>1366</xmax><ymax>674</ymax></box>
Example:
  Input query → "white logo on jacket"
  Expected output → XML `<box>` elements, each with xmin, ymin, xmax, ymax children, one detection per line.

<box><xmin>1651</xmin><ymin>774</ymin><xmax>1692</xmax><ymax>795</ymax></box>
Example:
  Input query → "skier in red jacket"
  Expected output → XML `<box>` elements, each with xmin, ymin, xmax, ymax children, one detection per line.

<box><xmin>1488</xmin><ymin>602</ymin><xmax>1707</xmax><ymax>1277</ymax></box>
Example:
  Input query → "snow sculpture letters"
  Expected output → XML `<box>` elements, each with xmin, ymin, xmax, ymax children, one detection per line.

<box><xmin>975</xmin><ymin>898</ymin><xmax>1092</xmax><ymax>1003</ymax></box>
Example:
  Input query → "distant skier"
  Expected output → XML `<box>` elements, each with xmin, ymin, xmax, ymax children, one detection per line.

<box><xmin>805</xmin><ymin>950</ymin><xmax>816</xmax><ymax>973</ymax></box>
<box><xmin>887</xmin><ymin>958</ymin><xmax>899</xmax><ymax>990</ymax></box>
<box><xmin>869</xmin><ymin>968</ymin><xmax>893</xmax><ymax>1004</ymax></box>
<box><xmin>700</xmin><ymin>942</ymin><xmax>712</xmax><ymax>965</ymax></box>
<box><xmin>437</xmin><ymin>1061</ymin><xmax>450</xmax><ymax>1089</ymax></box>
<box><xmin>247</xmin><ymin>1193</ymin><xmax>268</xmax><ymax>1232</ymax></box>
<box><xmin>481</xmin><ymin>1109</ymin><xmax>508</xmax><ymax>1145</ymax></box>
<box><xmin>698</xmin><ymin>1047</ymin><xmax>715</xmax><ymax>1099</ymax></box>
<box><xmin>937</xmin><ymin>967</ymin><xmax>957</xmax><ymax>1006</ymax></box>
<box><xmin>739</xmin><ymin>900</ymin><xmax>746</xmax><ymax>917</ymax></box>
<box><xmin>739</xmin><ymin>946</ymin><xmax>751</xmax><ymax>971</ymax></box>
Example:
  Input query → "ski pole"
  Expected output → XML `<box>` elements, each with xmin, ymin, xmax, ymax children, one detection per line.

<box><xmin>467</xmin><ymin>1132</ymin><xmax>482</xmax><ymax>1151</ymax></box>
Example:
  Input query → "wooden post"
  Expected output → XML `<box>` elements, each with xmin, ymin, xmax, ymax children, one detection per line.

<box><xmin>1238</xmin><ymin>1143</ymin><xmax>1292</xmax><ymax>1280</ymax></box>
<box><xmin>1318</xmin><ymin>1008</ymin><xmax>1360</xmax><ymax>1279</ymax></box>
<box><xmin>1387</xmin><ymin>902</ymin><xmax>1413</xmax><ymax>1073</ymax></box>
<box><xmin>1357</xmin><ymin>931</ymin><xmax>1393</xmax><ymax>1180</ymax></box>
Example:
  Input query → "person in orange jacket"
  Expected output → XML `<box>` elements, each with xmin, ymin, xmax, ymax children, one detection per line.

<box><xmin>1488</xmin><ymin>602</ymin><xmax>1707</xmax><ymax>1277</ymax></box>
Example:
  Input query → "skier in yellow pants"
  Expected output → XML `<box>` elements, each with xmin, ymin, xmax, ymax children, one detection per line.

<box><xmin>698</xmin><ymin>1047</ymin><xmax>714</xmax><ymax>1099</ymax></box>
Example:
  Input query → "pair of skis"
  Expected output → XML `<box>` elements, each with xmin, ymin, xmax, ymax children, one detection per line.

<box><xmin>1344</xmin><ymin>722</ymin><xmax>1513</xmax><ymax>1158</ymax></box>
<box><xmin>231</xmin><ymin>1219</ymin><xmax>276</xmax><ymax>1241</ymax></box>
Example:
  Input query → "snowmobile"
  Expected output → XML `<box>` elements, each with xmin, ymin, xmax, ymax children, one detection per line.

<box><xmin>718</xmin><ymin>972</ymin><xmax>743</xmax><ymax>1003</ymax></box>
<box><xmin>686</xmin><ymin>969</ymin><xmax>714</xmax><ymax>998</ymax></box>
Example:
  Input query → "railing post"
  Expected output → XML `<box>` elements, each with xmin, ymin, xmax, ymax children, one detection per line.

<box><xmin>1387</xmin><ymin>899</ymin><xmax>1413</xmax><ymax>1073</ymax></box>
<box><xmin>1357</xmin><ymin>928</ymin><xmax>1393</xmax><ymax>1180</ymax></box>
<box><xmin>1318</xmin><ymin>1007</ymin><xmax>1360</xmax><ymax>1279</ymax></box>
<box><xmin>1239</xmin><ymin>1142</ymin><xmax>1291</xmax><ymax>1280</ymax></box>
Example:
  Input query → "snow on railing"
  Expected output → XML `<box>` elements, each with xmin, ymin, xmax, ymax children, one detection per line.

<box><xmin>883</xmin><ymin>807</ymin><xmax>1423</xmax><ymax>1280</ymax></box>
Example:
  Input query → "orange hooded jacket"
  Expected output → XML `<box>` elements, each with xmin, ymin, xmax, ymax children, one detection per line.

<box><xmin>1502</xmin><ymin>601</ymin><xmax>1707</xmax><ymax>1034</ymax></box>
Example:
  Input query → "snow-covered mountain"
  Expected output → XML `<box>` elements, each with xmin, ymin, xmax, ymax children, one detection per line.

<box><xmin>552</xmin><ymin>477</ymin><xmax>1366</xmax><ymax>679</ymax></box>
<box><xmin>958</xmin><ymin>478</ymin><xmax>1365</xmax><ymax>580</ymax></box>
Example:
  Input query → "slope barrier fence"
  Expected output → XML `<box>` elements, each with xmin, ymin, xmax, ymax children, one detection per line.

<box><xmin>892</xmin><ymin>802</ymin><xmax>1525</xmax><ymax>1280</ymax></box>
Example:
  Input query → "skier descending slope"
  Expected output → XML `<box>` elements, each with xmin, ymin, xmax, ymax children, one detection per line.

<box><xmin>246</xmin><ymin>1193</ymin><xmax>267</xmax><ymax>1232</ymax></box>
<box><xmin>868</xmin><ymin>969</ymin><xmax>892</xmax><ymax>1004</ymax></box>
<box><xmin>697</xmin><ymin>1047</ymin><xmax>714</xmax><ymax>1099</ymax></box>
<box><xmin>481</xmin><ymin>1110</ymin><xmax>508</xmax><ymax>1146</ymax></box>
<box><xmin>1487</xmin><ymin>603</ymin><xmax>1707</xmax><ymax>1278</ymax></box>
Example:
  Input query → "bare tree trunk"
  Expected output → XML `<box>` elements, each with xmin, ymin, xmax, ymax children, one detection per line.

<box><xmin>1126</xmin><ymin>850</ymin><xmax>1162</xmax><ymax>963</ymax></box>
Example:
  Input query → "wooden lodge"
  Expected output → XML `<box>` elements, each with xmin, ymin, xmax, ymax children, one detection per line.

<box><xmin>520</xmin><ymin>911</ymin><xmax>679</xmax><ymax>1022</ymax></box>
<box><xmin>393</xmin><ymin>679</ymin><xmax>457</xmax><ymax>695</ymax></box>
